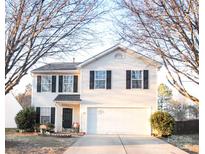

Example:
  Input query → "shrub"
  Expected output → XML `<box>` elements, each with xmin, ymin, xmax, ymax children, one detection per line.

<box><xmin>34</xmin><ymin>123</ymin><xmax>40</xmax><ymax>132</ymax></box>
<box><xmin>46</xmin><ymin>123</ymin><xmax>54</xmax><ymax>132</ymax></box>
<box><xmin>15</xmin><ymin>107</ymin><xmax>36</xmax><ymax>132</ymax></box>
<box><xmin>150</xmin><ymin>111</ymin><xmax>175</xmax><ymax>137</ymax></box>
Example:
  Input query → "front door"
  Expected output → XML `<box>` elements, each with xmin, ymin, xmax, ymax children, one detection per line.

<box><xmin>62</xmin><ymin>108</ymin><xmax>72</xmax><ymax>128</ymax></box>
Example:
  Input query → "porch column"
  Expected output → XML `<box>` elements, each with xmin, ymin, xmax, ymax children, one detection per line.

<box><xmin>55</xmin><ymin>103</ymin><xmax>62</xmax><ymax>132</ymax></box>
<box><xmin>80</xmin><ymin>104</ymin><xmax>87</xmax><ymax>133</ymax></box>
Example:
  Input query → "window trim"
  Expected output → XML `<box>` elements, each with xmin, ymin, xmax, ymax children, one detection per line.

<box><xmin>62</xmin><ymin>75</ymin><xmax>74</xmax><ymax>92</ymax></box>
<box><xmin>94</xmin><ymin>70</ymin><xmax>107</xmax><ymax>89</ymax></box>
<box><xmin>131</xmin><ymin>70</ymin><xmax>143</xmax><ymax>89</ymax></box>
<box><xmin>41</xmin><ymin>75</ymin><xmax>52</xmax><ymax>92</ymax></box>
<box><xmin>40</xmin><ymin>107</ymin><xmax>51</xmax><ymax>124</ymax></box>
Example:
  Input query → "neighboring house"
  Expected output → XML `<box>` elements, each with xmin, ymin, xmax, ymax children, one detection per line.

<box><xmin>31</xmin><ymin>45</ymin><xmax>161</xmax><ymax>135</ymax></box>
<box><xmin>5</xmin><ymin>93</ymin><xmax>23</xmax><ymax>128</ymax></box>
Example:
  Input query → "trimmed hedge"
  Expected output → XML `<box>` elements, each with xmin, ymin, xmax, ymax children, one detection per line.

<box><xmin>15</xmin><ymin>107</ymin><xmax>36</xmax><ymax>132</ymax></box>
<box><xmin>150</xmin><ymin>111</ymin><xmax>175</xmax><ymax>137</ymax></box>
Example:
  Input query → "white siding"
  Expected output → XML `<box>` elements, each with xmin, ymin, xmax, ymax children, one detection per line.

<box><xmin>79</xmin><ymin>49</ymin><xmax>158</xmax><ymax>133</ymax></box>
<box><xmin>32</xmin><ymin>72</ymin><xmax>80</xmax><ymax>132</ymax></box>
<box><xmin>32</xmin><ymin>73</ymin><xmax>80</xmax><ymax>107</ymax></box>
<box><xmin>32</xmin><ymin>48</ymin><xmax>159</xmax><ymax>134</ymax></box>
<box><xmin>80</xmin><ymin>49</ymin><xmax>158</xmax><ymax>108</ymax></box>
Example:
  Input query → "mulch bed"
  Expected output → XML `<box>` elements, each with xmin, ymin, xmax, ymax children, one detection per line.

<box><xmin>39</xmin><ymin>133</ymin><xmax>72</xmax><ymax>138</ymax></box>
<box><xmin>38</xmin><ymin>131</ymin><xmax>85</xmax><ymax>137</ymax></box>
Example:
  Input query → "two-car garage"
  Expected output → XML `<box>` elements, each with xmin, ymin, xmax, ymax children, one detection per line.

<box><xmin>87</xmin><ymin>107</ymin><xmax>151</xmax><ymax>135</ymax></box>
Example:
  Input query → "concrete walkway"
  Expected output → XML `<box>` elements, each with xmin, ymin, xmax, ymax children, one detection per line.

<box><xmin>64</xmin><ymin>135</ymin><xmax>188</xmax><ymax>154</ymax></box>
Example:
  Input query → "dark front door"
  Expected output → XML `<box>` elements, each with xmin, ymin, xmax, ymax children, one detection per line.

<box><xmin>62</xmin><ymin>108</ymin><xmax>72</xmax><ymax>128</ymax></box>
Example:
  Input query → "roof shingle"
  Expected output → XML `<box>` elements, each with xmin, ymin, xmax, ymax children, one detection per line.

<box><xmin>54</xmin><ymin>94</ymin><xmax>81</xmax><ymax>102</ymax></box>
<box><xmin>31</xmin><ymin>62</ymin><xmax>81</xmax><ymax>73</ymax></box>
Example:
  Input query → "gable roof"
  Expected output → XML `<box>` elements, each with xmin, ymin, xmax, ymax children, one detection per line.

<box><xmin>31</xmin><ymin>62</ymin><xmax>81</xmax><ymax>73</ymax></box>
<box><xmin>31</xmin><ymin>44</ymin><xmax>162</xmax><ymax>73</ymax></box>
<box><xmin>78</xmin><ymin>44</ymin><xmax>162</xmax><ymax>68</ymax></box>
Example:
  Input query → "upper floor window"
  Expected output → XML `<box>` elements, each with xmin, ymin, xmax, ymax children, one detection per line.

<box><xmin>41</xmin><ymin>76</ymin><xmax>52</xmax><ymax>92</ymax></box>
<box><xmin>95</xmin><ymin>71</ymin><xmax>106</xmax><ymax>89</ymax></box>
<box><xmin>131</xmin><ymin>70</ymin><xmax>142</xmax><ymax>89</ymax></box>
<box><xmin>63</xmin><ymin>76</ymin><xmax>73</xmax><ymax>92</ymax></box>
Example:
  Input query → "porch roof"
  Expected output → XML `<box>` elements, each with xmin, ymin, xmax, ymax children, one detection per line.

<box><xmin>54</xmin><ymin>94</ymin><xmax>81</xmax><ymax>102</ymax></box>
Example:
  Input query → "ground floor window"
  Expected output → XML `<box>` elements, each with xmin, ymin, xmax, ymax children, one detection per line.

<box><xmin>40</xmin><ymin>107</ymin><xmax>51</xmax><ymax>124</ymax></box>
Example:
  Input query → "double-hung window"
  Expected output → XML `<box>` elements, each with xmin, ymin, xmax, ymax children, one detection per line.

<box><xmin>131</xmin><ymin>70</ymin><xmax>142</xmax><ymax>89</ymax></box>
<box><xmin>63</xmin><ymin>76</ymin><xmax>73</xmax><ymax>92</ymax></box>
<box><xmin>95</xmin><ymin>71</ymin><xmax>106</xmax><ymax>89</ymax></box>
<box><xmin>41</xmin><ymin>76</ymin><xmax>52</xmax><ymax>92</ymax></box>
<box><xmin>40</xmin><ymin>107</ymin><xmax>51</xmax><ymax>124</ymax></box>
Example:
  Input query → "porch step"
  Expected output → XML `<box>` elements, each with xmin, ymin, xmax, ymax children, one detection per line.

<box><xmin>51</xmin><ymin>133</ymin><xmax>72</xmax><ymax>137</ymax></box>
<box><xmin>39</xmin><ymin>132</ymin><xmax>72</xmax><ymax>138</ymax></box>
<box><xmin>62</xmin><ymin>128</ymin><xmax>74</xmax><ymax>133</ymax></box>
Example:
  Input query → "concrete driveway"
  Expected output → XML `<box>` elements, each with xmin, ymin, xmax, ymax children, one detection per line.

<box><xmin>64</xmin><ymin>135</ymin><xmax>188</xmax><ymax>154</ymax></box>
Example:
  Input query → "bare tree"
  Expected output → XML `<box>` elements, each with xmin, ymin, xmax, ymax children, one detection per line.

<box><xmin>15</xmin><ymin>84</ymin><xmax>32</xmax><ymax>108</ymax></box>
<box><xmin>116</xmin><ymin>0</ymin><xmax>199</xmax><ymax>104</ymax></box>
<box><xmin>166</xmin><ymin>100</ymin><xmax>199</xmax><ymax>120</ymax></box>
<box><xmin>5</xmin><ymin>0</ymin><xmax>104</xmax><ymax>94</ymax></box>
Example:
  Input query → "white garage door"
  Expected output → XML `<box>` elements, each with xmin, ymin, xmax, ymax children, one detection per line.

<box><xmin>87</xmin><ymin>107</ymin><xmax>151</xmax><ymax>135</ymax></box>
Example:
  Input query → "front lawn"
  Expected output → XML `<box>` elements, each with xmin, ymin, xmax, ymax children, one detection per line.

<box><xmin>162</xmin><ymin>134</ymin><xmax>199</xmax><ymax>154</ymax></box>
<box><xmin>5</xmin><ymin>129</ymin><xmax>79</xmax><ymax>154</ymax></box>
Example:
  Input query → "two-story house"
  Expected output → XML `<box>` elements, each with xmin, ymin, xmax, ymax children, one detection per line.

<box><xmin>31</xmin><ymin>45</ymin><xmax>161</xmax><ymax>135</ymax></box>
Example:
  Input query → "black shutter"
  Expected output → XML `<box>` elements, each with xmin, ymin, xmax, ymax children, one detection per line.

<box><xmin>58</xmin><ymin>75</ymin><xmax>63</xmax><ymax>92</ymax></box>
<box><xmin>143</xmin><ymin>70</ymin><xmax>149</xmax><ymax>89</ymax></box>
<box><xmin>36</xmin><ymin>107</ymin><xmax>40</xmax><ymax>124</ymax></box>
<box><xmin>73</xmin><ymin>75</ymin><xmax>78</xmax><ymax>92</ymax></box>
<box><xmin>37</xmin><ymin>76</ymin><xmax>41</xmax><ymax>92</ymax></box>
<box><xmin>90</xmin><ymin>71</ymin><xmax>94</xmax><ymax>89</ymax></box>
<box><xmin>106</xmin><ymin>70</ymin><xmax>111</xmax><ymax>89</ymax></box>
<box><xmin>126</xmin><ymin>70</ymin><xmax>131</xmax><ymax>89</ymax></box>
<box><xmin>51</xmin><ymin>107</ymin><xmax>55</xmax><ymax>124</ymax></box>
<box><xmin>52</xmin><ymin>76</ymin><xmax>56</xmax><ymax>92</ymax></box>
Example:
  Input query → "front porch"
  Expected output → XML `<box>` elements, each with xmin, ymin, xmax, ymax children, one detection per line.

<box><xmin>54</xmin><ymin>94</ymin><xmax>81</xmax><ymax>132</ymax></box>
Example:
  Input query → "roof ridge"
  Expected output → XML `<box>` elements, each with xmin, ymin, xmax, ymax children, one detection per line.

<box><xmin>47</xmin><ymin>62</ymin><xmax>81</xmax><ymax>64</ymax></box>
<box><xmin>78</xmin><ymin>44</ymin><xmax>161</xmax><ymax>67</ymax></box>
